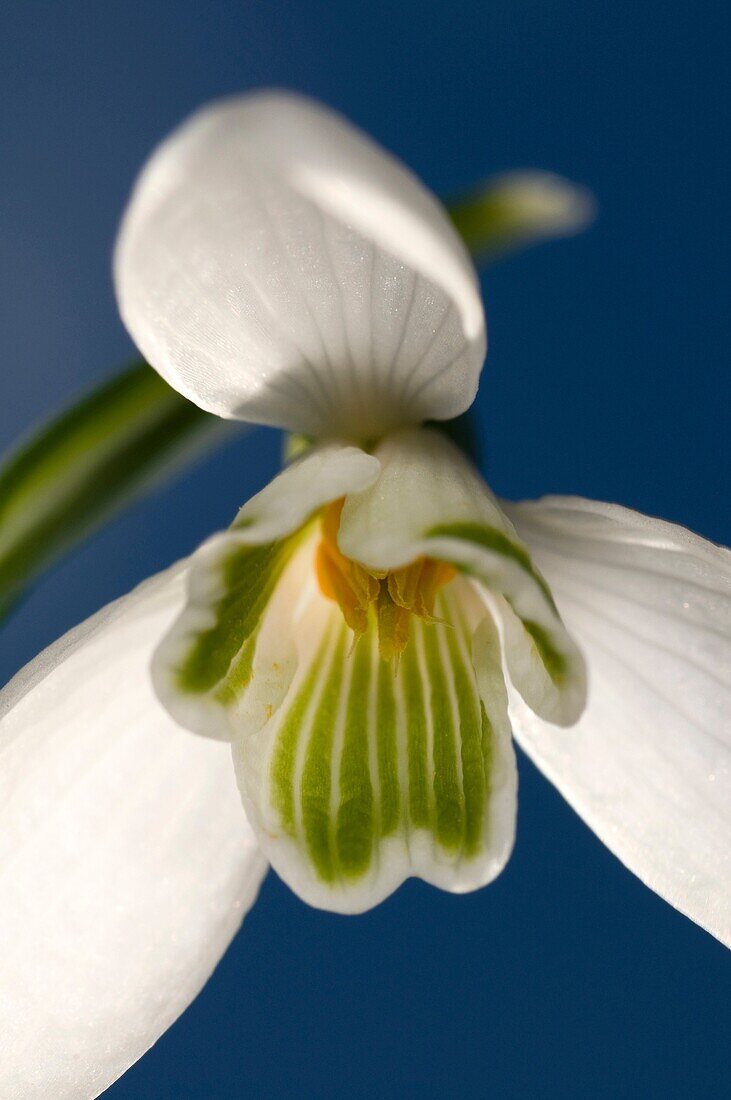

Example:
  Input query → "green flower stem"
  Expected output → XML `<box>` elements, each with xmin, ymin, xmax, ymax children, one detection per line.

<box><xmin>449</xmin><ymin>173</ymin><xmax>594</xmax><ymax>261</ymax></box>
<box><xmin>0</xmin><ymin>364</ymin><xmax>228</xmax><ymax>620</ymax></box>
<box><xmin>449</xmin><ymin>189</ymin><xmax>519</xmax><ymax>259</ymax></box>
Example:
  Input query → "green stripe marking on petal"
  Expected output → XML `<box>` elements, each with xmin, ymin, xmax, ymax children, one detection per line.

<box><xmin>480</xmin><ymin>702</ymin><xmax>494</xmax><ymax>802</ymax></box>
<box><xmin>176</xmin><ymin>533</ymin><xmax>301</xmax><ymax>698</ymax></box>
<box><xmin>444</xmin><ymin>611</ymin><xmax>488</xmax><ymax>857</ymax></box>
<box><xmin>302</xmin><ymin>628</ymin><xmax>349</xmax><ymax>883</ymax></box>
<box><xmin>376</xmin><ymin>653</ymin><xmax>401</xmax><ymax>836</ymax></box>
<box><xmin>522</xmin><ymin>619</ymin><xmax>569</xmax><ymax>683</ymax></box>
<box><xmin>426</xmin><ymin>520</ymin><xmax>557</xmax><ymax>610</ymax></box>
<box><xmin>425</xmin><ymin>519</ymin><xmax>576</xmax><ymax>690</ymax></box>
<box><xmin>336</xmin><ymin>633</ymin><xmax>375</xmax><ymax>878</ymax></box>
<box><xmin>422</xmin><ymin>620</ymin><xmax>464</xmax><ymax>852</ymax></box>
<box><xmin>271</xmin><ymin>627</ymin><xmax>335</xmax><ymax>838</ymax></box>
<box><xmin>402</xmin><ymin>632</ymin><xmax>430</xmax><ymax>831</ymax></box>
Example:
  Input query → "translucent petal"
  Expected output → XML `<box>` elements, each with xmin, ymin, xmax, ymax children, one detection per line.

<box><xmin>339</xmin><ymin>428</ymin><xmax>586</xmax><ymax>725</ymax></box>
<box><xmin>507</xmin><ymin>495</ymin><xmax>731</xmax><ymax>947</ymax></box>
<box><xmin>114</xmin><ymin>91</ymin><xmax>486</xmax><ymax>439</ymax></box>
<box><xmin>0</xmin><ymin>565</ymin><xmax>267</xmax><ymax>1098</ymax></box>
<box><xmin>233</xmin><ymin>577</ymin><xmax>516</xmax><ymax>913</ymax></box>
<box><xmin>153</xmin><ymin>442</ymin><xmax>380</xmax><ymax>740</ymax></box>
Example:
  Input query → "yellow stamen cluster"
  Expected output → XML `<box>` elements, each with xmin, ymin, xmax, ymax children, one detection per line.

<box><xmin>316</xmin><ymin>499</ymin><xmax>456</xmax><ymax>660</ymax></box>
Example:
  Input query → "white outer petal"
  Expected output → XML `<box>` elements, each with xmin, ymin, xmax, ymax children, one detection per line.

<box><xmin>0</xmin><ymin>565</ymin><xmax>267</xmax><ymax>1098</ymax></box>
<box><xmin>506</xmin><ymin>495</ymin><xmax>731</xmax><ymax>947</ymax></box>
<box><xmin>114</xmin><ymin>91</ymin><xmax>486</xmax><ymax>438</ymax></box>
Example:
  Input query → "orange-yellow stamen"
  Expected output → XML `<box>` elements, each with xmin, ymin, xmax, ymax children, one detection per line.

<box><xmin>315</xmin><ymin>499</ymin><xmax>456</xmax><ymax>660</ymax></box>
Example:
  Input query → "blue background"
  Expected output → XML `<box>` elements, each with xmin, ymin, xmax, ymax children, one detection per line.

<box><xmin>2</xmin><ymin>2</ymin><xmax>730</xmax><ymax>1097</ymax></box>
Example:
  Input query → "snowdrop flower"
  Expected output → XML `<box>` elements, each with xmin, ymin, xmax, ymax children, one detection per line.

<box><xmin>1</xmin><ymin>92</ymin><xmax>728</xmax><ymax>1098</ymax></box>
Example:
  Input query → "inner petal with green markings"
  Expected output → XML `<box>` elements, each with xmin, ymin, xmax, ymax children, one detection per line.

<box><xmin>152</xmin><ymin>429</ymin><xmax>585</xmax><ymax>912</ymax></box>
<box><xmin>238</xmin><ymin>571</ymin><xmax>516</xmax><ymax>911</ymax></box>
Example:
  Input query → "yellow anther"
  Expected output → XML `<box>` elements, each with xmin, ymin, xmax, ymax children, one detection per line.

<box><xmin>316</xmin><ymin>499</ymin><xmax>456</xmax><ymax>660</ymax></box>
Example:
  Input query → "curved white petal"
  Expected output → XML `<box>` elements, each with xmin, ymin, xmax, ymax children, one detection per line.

<box><xmin>506</xmin><ymin>495</ymin><xmax>731</xmax><ymax>947</ymax></box>
<box><xmin>153</xmin><ymin>442</ymin><xmax>379</xmax><ymax>740</ymax></box>
<box><xmin>0</xmin><ymin>566</ymin><xmax>267</xmax><ymax>1098</ymax></box>
<box><xmin>339</xmin><ymin>428</ymin><xmax>586</xmax><ymax>725</ymax></box>
<box><xmin>114</xmin><ymin>91</ymin><xmax>485</xmax><ymax>439</ymax></box>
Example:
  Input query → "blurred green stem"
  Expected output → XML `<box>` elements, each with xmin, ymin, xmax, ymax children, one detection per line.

<box><xmin>0</xmin><ymin>365</ymin><xmax>223</xmax><ymax>620</ymax></box>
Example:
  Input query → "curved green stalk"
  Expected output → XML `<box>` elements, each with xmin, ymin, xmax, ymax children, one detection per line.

<box><xmin>0</xmin><ymin>364</ymin><xmax>230</xmax><ymax>620</ymax></box>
